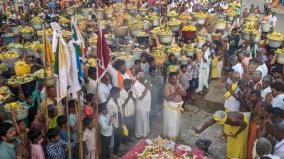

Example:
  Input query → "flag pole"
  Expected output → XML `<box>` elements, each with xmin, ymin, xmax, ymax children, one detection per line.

<box><xmin>65</xmin><ymin>97</ymin><xmax>72</xmax><ymax>159</ymax></box>
<box><xmin>43</xmin><ymin>24</ymin><xmax>49</xmax><ymax>132</ymax></box>
<box><xmin>77</xmin><ymin>91</ymin><xmax>84</xmax><ymax>159</ymax></box>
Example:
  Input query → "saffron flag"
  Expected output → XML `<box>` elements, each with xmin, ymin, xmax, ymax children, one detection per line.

<box><xmin>43</xmin><ymin>30</ymin><xmax>54</xmax><ymax>74</ymax></box>
<box><xmin>96</xmin><ymin>25</ymin><xmax>110</xmax><ymax>78</ymax></box>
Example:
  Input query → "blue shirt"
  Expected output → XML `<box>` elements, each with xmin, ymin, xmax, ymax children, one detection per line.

<box><xmin>0</xmin><ymin>141</ymin><xmax>16</xmax><ymax>159</ymax></box>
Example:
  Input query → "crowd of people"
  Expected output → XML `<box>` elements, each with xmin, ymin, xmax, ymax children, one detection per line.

<box><xmin>0</xmin><ymin>0</ymin><xmax>284</xmax><ymax>159</ymax></box>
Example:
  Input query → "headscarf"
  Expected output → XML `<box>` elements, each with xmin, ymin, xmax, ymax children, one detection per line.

<box><xmin>213</xmin><ymin>110</ymin><xmax>227</xmax><ymax>125</ymax></box>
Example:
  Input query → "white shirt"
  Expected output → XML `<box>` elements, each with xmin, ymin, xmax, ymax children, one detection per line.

<box><xmin>274</xmin><ymin>139</ymin><xmax>284</xmax><ymax>158</ymax></box>
<box><xmin>133</xmin><ymin>81</ymin><xmax>151</xmax><ymax>111</ymax></box>
<box><xmin>269</xmin><ymin>15</ymin><xmax>277</xmax><ymax>27</ymax></box>
<box><xmin>119</xmin><ymin>89</ymin><xmax>135</xmax><ymax>117</ymax></box>
<box><xmin>203</xmin><ymin>48</ymin><xmax>211</xmax><ymax>68</ymax></box>
<box><xmin>83</xmin><ymin>127</ymin><xmax>96</xmax><ymax>151</ymax></box>
<box><xmin>98</xmin><ymin>82</ymin><xmax>112</xmax><ymax>104</ymax></box>
<box><xmin>224</xmin><ymin>88</ymin><xmax>240</xmax><ymax>112</ymax></box>
<box><xmin>106</xmin><ymin>98</ymin><xmax>123</xmax><ymax>128</ymax></box>
<box><xmin>232</xmin><ymin>63</ymin><xmax>244</xmax><ymax>79</ymax></box>
<box><xmin>261</xmin><ymin>87</ymin><xmax>272</xmax><ymax>101</ymax></box>
<box><xmin>271</xmin><ymin>93</ymin><xmax>284</xmax><ymax>110</ymax></box>
<box><xmin>98</xmin><ymin>114</ymin><xmax>113</xmax><ymax>136</ymax></box>
<box><xmin>107</xmin><ymin>64</ymin><xmax>132</xmax><ymax>88</ymax></box>
<box><xmin>256</xmin><ymin>64</ymin><xmax>268</xmax><ymax>78</ymax></box>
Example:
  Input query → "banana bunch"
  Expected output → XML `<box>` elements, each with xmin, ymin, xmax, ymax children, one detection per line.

<box><xmin>168</xmin><ymin>18</ymin><xmax>181</xmax><ymax>25</ymax></box>
<box><xmin>226</xmin><ymin>9</ymin><xmax>236</xmax><ymax>16</ymax></box>
<box><xmin>193</xmin><ymin>12</ymin><xmax>207</xmax><ymax>18</ymax></box>
<box><xmin>167</xmin><ymin>65</ymin><xmax>179</xmax><ymax>73</ymax></box>
<box><xmin>182</xmin><ymin>25</ymin><xmax>196</xmax><ymax>31</ymax></box>
<box><xmin>128</xmin><ymin>4</ymin><xmax>137</xmax><ymax>10</ymax></box>
<box><xmin>0</xmin><ymin>86</ymin><xmax>12</xmax><ymax>102</ymax></box>
<box><xmin>30</xmin><ymin>16</ymin><xmax>43</xmax><ymax>24</ymax></box>
<box><xmin>229</xmin><ymin>2</ymin><xmax>241</xmax><ymax>8</ymax></box>
<box><xmin>167</xmin><ymin>11</ymin><xmax>178</xmax><ymax>17</ymax></box>
<box><xmin>0</xmin><ymin>63</ymin><xmax>8</xmax><ymax>72</ymax></box>
<box><xmin>129</xmin><ymin>19</ymin><xmax>143</xmax><ymax>29</ymax></box>
<box><xmin>0</xmin><ymin>52</ymin><xmax>19</xmax><ymax>60</ymax></box>
<box><xmin>87</xmin><ymin>58</ymin><xmax>96</xmax><ymax>68</ymax></box>
<box><xmin>19</xmin><ymin>26</ymin><xmax>33</xmax><ymax>33</ymax></box>
<box><xmin>8</xmin><ymin>74</ymin><xmax>34</xmax><ymax>85</ymax></box>
<box><xmin>37</xmin><ymin>28</ymin><xmax>53</xmax><ymax>36</ymax></box>
<box><xmin>243</xmin><ymin>27</ymin><xmax>258</xmax><ymax>34</ymax></box>
<box><xmin>34</xmin><ymin>68</ymin><xmax>53</xmax><ymax>79</ymax></box>
<box><xmin>197</xmin><ymin>36</ymin><xmax>206</xmax><ymax>41</ymax></box>
<box><xmin>158</xmin><ymin>27</ymin><xmax>173</xmax><ymax>36</ymax></box>
<box><xmin>179</xmin><ymin>55</ymin><xmax>188</xmax><ymax>62</ymax></box>
<box><xmin>277</xmin><ymin>48</ymin><xmax>284</xmax><ymax>54</ymax></box>
<box><xmin>4</xmin><ymin>102</ymin><xmax>25</xmax><ymax>111</ymax></box>
<box><xmin>151</xmin><ymin>27</ymin><xmax>162</xmax><ymax>34</ymax></box>
<box><xmin>149</xmin><ymin>14</ymin><xmax>159</xmax><ymax>21</ymax></box>
<box><xmin>154</xmin><ymin>49</ymin><xmax>164</xmax><ymax>57</ymax></box>
<box><xmin>137</xmin><ymin>31</ymin><xmax>148</xmax><ymax>37</ymax></box>
<box><xmin>243</xmin><ymin>21</ymin><xmax>256</xmax><ymax>28</ymax></box>
<box><xmin>179</xmin><ymin>12</ymin><xmax>191</xmax><ymax>20</ymax></box>
<box><xmin>168</xmin><ymin>45</ymin><xmax>181</xmax><ymax>53</ymax></box>
<box><xmin>15</xmin><ymin>60</ymin><xmax>30</xmax><ymax>67</ymax></box>
<box><xmin>246</xmin><ymin>16</ymin><xmax>259</xmax><ymax>22</ymax></box>
<box><xmin>59</xmin><ymin>16</ymin><xmax>70</xmax><ymax>24</ymax></box>
<box><xmin>89</xmin><ymin>34</ymin><xmax>98</xmax><ymax>43</ymax></box>
<box><xmin>5</xmin><ymin>33</ymin><xmax>14</xmax><ymax>37</ymax></box>
<box><xmin>25</xmin><ymin>41</ymin><xmax>43</xmax><ymax>52</ymax></box>
<box><xmin>119</xmin><ymin>55</ymin><xmax>133</xmax><ymax>60</ymax></box>
<box><xmin>267</xmin><ymin>32</ymin><xmax>284</xmax><ymax>41</ymax></box>
<box><xmin>183</xmin><ymin>44</ymin><xmax>195</xmax><ymax>52</ymax></box>
<box><xmin>8</xmin><ymin>42</ymin><xmax>23</xmax><ymax>49</ymax></box>
<box><xmin>62</xmin><ymin>30</ymin><xmax>72</xmax><ymax>38</ymax></box>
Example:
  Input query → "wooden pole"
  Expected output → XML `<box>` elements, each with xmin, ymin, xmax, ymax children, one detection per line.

<box><xmin>95</xmin><ymin>84</ymin><xmax>100</xmax><ymax>159</ymax></box>
<box><xmin>43</xmin><ymin>24</ymin><xmax>49</xmax><ymax>132</ymax></box>
<box><xmin>77</xmin><ymin>91</ymin><xmax>84</xmax><ymax>159</ymax></box>
<box><xmin>65</xmin><ymin>97</ymin><xmax>72</xmax><ymax>159</ymax></box>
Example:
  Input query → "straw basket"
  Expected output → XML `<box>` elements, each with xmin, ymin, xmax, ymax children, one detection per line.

<box><xmin>268</xmin><ymin>38</ymin><xmax>283</xmax><ymax>48</ymax></box>
<box><xmin>277</xmin><ymin>52</ymin><xmax>284</xmax><ymax>64</ymax></box>
<box><xmin>139</xmin><ymin>8</ymin><xmax>148</xmax><ymax>16</ymax></box>
<box><xmin>196</xmin><ymin>17</ymin><xmax>206</xmax><ymax>25</ymax></box>
<box><xmin>131</xmin><ymin>28</ymin><xmax>143</xmax><ymax>37</ymax></box>
<box><xmin>66</xmin><ymin>8</ymin><xmax>75</xmax><ymax>15</ymax></box>
<box><xmin>32</xmin><ymin>23</ymin><xmax>43</xmax><ymax>30</ymax></box>
<box><xmin>184</xmin><ymin>49</ymin><xmax>195</xmax><ymax>57</ymax></box>
<box><xmin>4</xmin><ymin>106</ymin><xmax>28</xmax><ymax>120</ymax></box>
<box><xmin>197</xmin><ymin>40</ymin><xmax>206</xmax><ymax>48</ymax></box>
<box><xmin>216</xmin><ymin>22</ymin><xmax>226</xmax><ymax>30</ymax></box>
<box><xmin>10</xmin><ymin>26</ymin><xmax>19</xmax><ymax>34</ymax></box>
<box><xmin>143</xmin><ymin>22</ymin><xmax>152</xmax><ymax>31</ymax></box>
<box><xmin>132</xmin><ymin>49</ymin><xmax>144</xmax><ymax>60</ymax></box>
<box><xmin>114</xmin><ymin>26</ymin><xmax>128</xmax><ymax>36</ymax></box>
<box><xmin>158</xmin><ymin>34</ymin><xmax>173</xmax><ymax>44</ymax></box>
<box><xmin>261</xmin><ymin>22</ymin><xmax>271</xmax><ymax>33</ymax></box>
<box><xmin>21</xmin><ymin>32</ymin><xmax>33</xmax><ymax>40</ymax></box>
<box><xmin>168</xmin><ymin>24</ymin><xmax>181</xmax><ymax>32</ymax></box>
<box><xmin>152</xmin><ymin>19</ymin><xmax>160</xmax><ymax>27</ymax></box>
<box><xmin>8</xmin><ymin>47</ymin><xmax>24</xmax><ymax>55</ymax></box>
<box><xmin>2</xmin><ymin>57</ymin><xmax>19</xmax><ymax>68</ymax></box>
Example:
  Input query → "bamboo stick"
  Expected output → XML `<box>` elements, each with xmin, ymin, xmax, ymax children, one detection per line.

<box><xmin>43</xmin><ymin>24</ymin><xmax>49</xmax><ymax>132</ymax></box>
<box><xmin>77</xmin><ymin>91</ymin><xmax>84</xmax><ymax>159</ymax></box>
<box><xmin>65</xmin><ymin>97</ymin><xmax>72</xmax><ymax>159</ymax></box>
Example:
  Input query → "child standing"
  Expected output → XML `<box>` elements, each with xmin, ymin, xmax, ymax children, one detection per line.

<box><xmin>83</xmin><ymin>117</ymin><xmax>96</xmax><ymax>159</ymax></box>
<box><xmin>98</xmin><ymin>103</ymin><xmax>113</xmax><ymax>159</ymax></box>
<box><xmin>189</xmin><ymin>55</ymin><xmax>201</xmax><ymax>100</ymax></box>
<box><xmin>46</xmin><ymin>128</ymin><xmax>70</xmax><ymax>159</ymax></box>
<box><xmin>179</xmin><ymin>64</ymin><xmax>191</xmax><ymax>103</ymax></box>
<box><xmin>27</xmin><ymin>128</ymin><xmax>45</xmax><ymax>159</ymax></box>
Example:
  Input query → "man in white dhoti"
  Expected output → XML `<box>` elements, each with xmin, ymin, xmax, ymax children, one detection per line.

<box><xmin>163</xmin><ymin>72</ymin><xmax>187</xmax><ymax>140</ymax></box>
<box><xmin>133</xmin><ymin>72</ymin><xmax>151</xmax><ymax>138</ymax></box>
